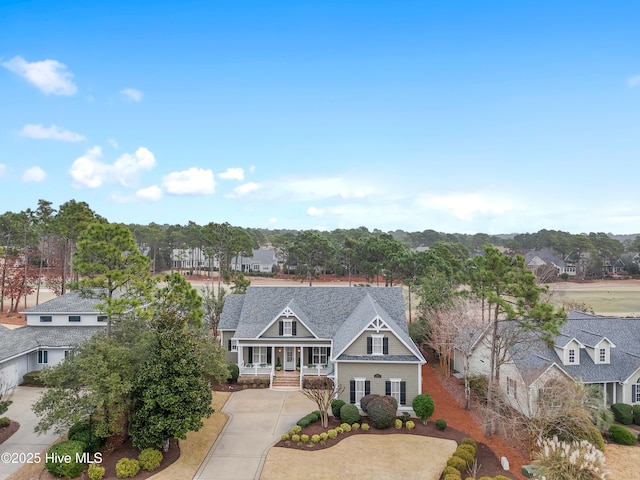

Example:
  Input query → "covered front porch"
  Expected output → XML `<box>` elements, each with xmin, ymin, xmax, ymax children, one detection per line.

<box><xmin>237</xmin><ymin>343</ymin><xmax>332</xmax><ymax>389</ymax></box>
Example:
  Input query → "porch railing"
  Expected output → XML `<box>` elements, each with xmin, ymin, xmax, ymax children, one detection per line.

<box><xmin>302</xmin><ymin>364</ymin><xmax>329</xmax><ymax>376</ymax></box>
<box><xmin>240</xmin><ymin>363</ymin><xmax>272</xmax><ymax>375</ymax></box>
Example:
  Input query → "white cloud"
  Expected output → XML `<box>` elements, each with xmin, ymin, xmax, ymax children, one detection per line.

<box><xmin>415</xmin><ymin>192</ymin><xmax>516</xmax><ymax>221</ymax></box>
<box><xmin>218</xmin><ymin>168</ymin><xmax>244</xmax><ymax>181</ymax></box>
<box><xmin>22</xmin><ymin>166</ymin><xmax>46</xmax><ymax>182</ymax></box>
<box><xmin>19</xmin><ymin>124</ymin><xmax>86</xmax><ymax>142</ymax></box>
<box><xmin>2</xmin><ymin>56</ymin><xmax>77</xmax><ymax>95</ymax></box>
<box><xmin>135</xmin><ymin>185</ymin><xmax>163</xmax><ymax>201</ymax></box>
<box><xmin>628</xmin><ymin>75</ymin><xmax>640</xmax><ymax>87</ymax></box>
<box><xmin>162</xmin><ymin>168</ymin><xmax>215</xmax><ymax>195</ymax></box>
<box><xmin>307</xmin><ymin>206</ymin><xmax>325</xmax><ymax>216</ymax></box>
<box><xmin>120</xmin><ymin>88</ymin><xmax>143</xmax><ymax>102</ymax></box>
<box><xmin>269</xmin><ymin>217</ymin><xmax>278</xmax><ymax>224</ymax></box>
<box><xmin>226</xmin><ymin>182</ymin><xmax>262</xmax><ymax>198</ymax></box>
<box><xmin>69</xmin><ymin>146</ymin><xmax>156</xmax><ymax>188</ymax></box>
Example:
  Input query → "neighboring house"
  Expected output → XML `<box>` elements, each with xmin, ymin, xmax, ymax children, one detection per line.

<box><xmin>453</xmin><ymin>311</ymin><xmax>640</xmax><ymax>416</ymax></box>
<box><xmin>171</xmin><ymin>247</ymin><xmax>214</xmax><ymax>271</ymax></box>
<box><xmin>0</xmin><ymin>291</ymin><xmax>107</xmax><ymax>392</ymax></box>
<box><xmin>229</xmin><ymin>248</ymin><xmax>278</xmax><ymax>274</ymax></box>
<box><xmin>220</xmin><ymin>286</ymin><xmax>426</xmax><ymax>409</ymax></box>
<box><xmin>524</xmin><ymin>249</ymin><xmax>575</xmax><ymax>277</ymax></box>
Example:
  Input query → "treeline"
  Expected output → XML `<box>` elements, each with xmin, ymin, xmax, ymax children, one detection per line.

<box><xmin>2</xmin><ymin>199</ymin><xmax>640</xmax><ymax>310</ymax></box>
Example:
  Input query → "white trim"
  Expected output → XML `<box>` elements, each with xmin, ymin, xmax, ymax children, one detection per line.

<box><xmin>371</xmin><ymin>334</ymin><xmax>384</xmax><ymax>355</ymax></box>
<box><xmin>255</xmin><ymin>303</ymin><xmax>319</xmax><ymax>339</ymax></box>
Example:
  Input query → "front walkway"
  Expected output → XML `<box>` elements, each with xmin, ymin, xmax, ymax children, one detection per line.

<box><xmin>0</xmin><ymin>387</ymin><xmax>60</xmax><ymax>480</ymax></box>
<box><xmin>193</xmin><ymin>389</ymin><xmax>316</xmax><ymax>480</ymax></box>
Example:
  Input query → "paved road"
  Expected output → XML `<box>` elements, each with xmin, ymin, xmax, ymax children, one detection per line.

<box><xmin>0</xmin><ymin>387</ymin><xmax>60</xmax><ymax>480</ymax></box>
<box><xmin>193</xmin><ymin>389</ymin><xmax>316</xmax><ymax>480</ymax></box>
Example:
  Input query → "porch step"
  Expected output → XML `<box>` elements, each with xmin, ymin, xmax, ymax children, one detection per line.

<box><xmin>271</xmin><ymin>372</ymin><xmax>301</xmax><ymax>390</ymax></box>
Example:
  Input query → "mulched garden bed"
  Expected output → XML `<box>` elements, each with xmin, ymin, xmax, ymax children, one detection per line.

<box><xmin>37</xmin><ymin>436</ymin><xmax>180</xmax><ymax>480</ymax></box>
<box><xmin>274</xmin><ymin>416</ymin><xmax>517</xmax><ymax>479</ymax></box>
<box><xmin>0</xmin><ymin>421</ymin><xmax>20</xmax><ymax>445</ymax></box>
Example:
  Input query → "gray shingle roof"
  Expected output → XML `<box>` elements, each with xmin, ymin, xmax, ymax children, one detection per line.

<box><xmin>0</xmin><ymin>326</ymin><xmax>105</xmax><ymax>363</ymax></box>
<box><xmin>511</xmin><ymin>311</ymin><xmax>640</xmax><ymax>385</ymax></box>
<box><xmin>20</xmin><ymin>290</ymin><xmax>115</xmax><ymax>314</ymax></box>
<box><xmin>220</xmin><ymin>286</ymin><xmax>424</xmax><ymax>362</ymax></box>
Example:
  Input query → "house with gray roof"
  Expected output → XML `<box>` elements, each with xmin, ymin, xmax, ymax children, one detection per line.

<box><xmin>229</xmin><ymin>248</ymin><xmax>278</xmax><ymax>274</ymax></box>
<box><xmin>220</xmin><ymin>286</ymin><xmax>425</xmax><ymax>409</ymax></box>
<box><xmin>0</xmin><ymin>291</ymin><xmax>108</xmax><ymax>392</ymax></box>
<box><xmin>453</xmin><ymin>311</ymin><xmax>640</xmax><ymax>416</ymax></box>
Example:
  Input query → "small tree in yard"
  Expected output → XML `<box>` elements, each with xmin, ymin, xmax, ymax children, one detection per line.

<box><xmin>412</xmin><ymin>393</ymin><xmax>435</xmax><ymax>424</ymax></box>
<box><xmin>0</xmin><ymin>375</ymin><xmax>12</xmax><ymax>416</ymax></box>
<box><xmin>301</xmin><ymin>377</ymin><xmax>344</xmax><ymax>428</ymax></box>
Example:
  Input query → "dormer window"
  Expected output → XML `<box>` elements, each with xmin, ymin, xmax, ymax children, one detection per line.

<box><xmin>599</xmin><ymin>348</ymin><xmax>606</xmax><ymax>363</ymax></box>
<box><xmin>568</xmin><ymin>349</ymin><xmax>576</xmax><ymax>363</ymax></box>
<box><xmin>279</xmin><ymin>319</ymin><xmax>297</xmax><ymax>336</ymax></box>
<box><xmin>367</xmin><ymin>335</ymin><xmax>389</xmax><ymax>355</ymax></box>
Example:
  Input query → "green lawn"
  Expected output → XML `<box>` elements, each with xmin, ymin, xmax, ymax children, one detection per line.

<box><xmin>548</xmin><ymin>281</ymin><xmax>640</xmax><ymax>316</ymax></box>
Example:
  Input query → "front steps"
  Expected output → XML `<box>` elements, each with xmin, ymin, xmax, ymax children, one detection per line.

<box><xmin>271</xmin><ymin>370</ymin><xmax>300</xmax><ymax>390</ymax></box>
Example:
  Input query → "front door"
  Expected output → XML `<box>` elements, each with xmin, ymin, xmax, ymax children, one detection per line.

<box><xmin>284</xmin><ymin>346</ymin><xmax>296</xmax><ymax>371</ymax></box>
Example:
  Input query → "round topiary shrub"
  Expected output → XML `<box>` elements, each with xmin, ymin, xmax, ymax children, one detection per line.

<box><xmin>339</xmin><ymin>403</ymin><xmax>360</xmax><ymax>424</ymax></box>
<box><xmin>300</xmin><ymin>434</ymin><xmax>309</xmax><ymax>443</ymax></box>
<box><xmin>88</xmin><ymin>463</ymin><xmax>106</xmax><ymax>480</ymax></box>
<box><xmin>366</xmin><ymin>395</ymin><xmax>397</xmax><ymax>429</ymax></box>
<box><xmin>460</xmin><ymin>437</ymin><xmax>477</xmax><ymax>448</ymax></box>
<box><xmin>0</xmin><ymin>417</ymin><xmax>10</xmax><ymax>428</ymax></box>
<box><xmin>435</xmin><ymin>418</ymin><xmax>447</xmax><ymax>430</ymax></box>
<box><xmin>457</xmin><ymin>443</ymin><xmax>476</xmax><ymax>457</ymax></box>
<box><xmin>395</xmin><ymin>418</ymin><xmax>403</xmax><ymax>429</ymax></box>
<box><xmin>609</xmin><ymin>425</ymin><xmax>637</xmax><ymax>445</ymax></box>
<box><xmin>610</xmin><ymin>403</ymin><xmax>633</xmax><ymax>425</ymax></box>
<box><xmin>405</xmin><ymin>420</ymin><xmax>415</xmax><ymax>430</ymax></box>
<box><xmin>45</xmin><ymin>440</ymin><xmax>85</xmax><ymax>479</ymax></box>
<box><xmin>327</xmin><ymin>429</ymin><xmax>338</xmax><ymax>439</ymax></box>
<box><xmin>446</xmin><ymin>455</ymin><xmax>467</xmax><ymax>473</ymax></box>
<box><xmin>340</xmin><ymin>422</ymin><xmax>352</xmax><ymax>432</ymax></box>
<box><xmin>494</xmin><ymin>476</ymin><xmax>512</xmax><ymax>480</ymax></box>
<box><xmin>352</xmin><ymin>422</ymin><xmax>360</xmax><ymax>430</ymax></box>
<box><xmin>360</xmin><ymin>394</ymin><xmax>381</xmax><ymax>413</ymax></box>
<box><xmin>453</xmin><ymin>447</ymin><xmax>474</xmax><ymax>465</ymax></box>
<box><xmin>361</xmin><ymin>423</ymin><xmax>370</xmax><ymax>430</ymax></box>
<box><xmin>226</xmin><ymin>362</ymin><xmax>240</xmax><ymax>383</ymax></box>
<box><xmin>442</xmin><ymin>465</ymin><xmax>461</xmax><ymax>476</ymax></box>
<box><xmin>138</xmin><ymin>448</ymin><xmax>163</xmax><ymax>471</ymax></box>
<box><xmin>443</xmin><ymin>473</ymin><xmax>462</xmax><ymax>480</ymax></box>
<box><xmin>412</xmin><ymin>393</ymin><xmax>435</xmax><ymax>424</ymax></box>
<box><xmin>331</xmin><ymin>399</ymin><xmax>346</xmax><ymax>419</ymax></box>
<box><xmin>115</xmin><ymin>458</ymin><xmax>141</xmax><ymax>479</ymax></box>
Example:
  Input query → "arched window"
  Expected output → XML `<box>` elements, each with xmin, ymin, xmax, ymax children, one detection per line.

<box><xmin>633</xmin><ymin>378</ymin><xmax>640</xmax><ymax>403</ymax></box>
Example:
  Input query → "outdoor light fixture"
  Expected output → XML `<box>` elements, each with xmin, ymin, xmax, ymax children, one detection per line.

<box><xmin>374</xmin><ymin>374</ymin><xmax>382</xmax><ymax>378</ymax></box>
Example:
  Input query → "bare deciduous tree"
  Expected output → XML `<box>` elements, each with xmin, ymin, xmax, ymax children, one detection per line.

<box><xmin>301</xmin><ymin>377</ymin><xmax>344</xmax><ymax>428</ymax></box>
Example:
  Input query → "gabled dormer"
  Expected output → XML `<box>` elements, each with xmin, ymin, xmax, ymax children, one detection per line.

<box><xmin>554</xmin><ymin>338</ymin><xmax>583</xmax><ymax>366</ymax></box>
<box><xmin>257</xmin><ymin>304</ymin><xmax>316</xmax><ymax>338</ymax></box>
<box><xmin>584</xmin><ymin>337</ymin><xmax>615</xmax><ymax>365</ymax></box>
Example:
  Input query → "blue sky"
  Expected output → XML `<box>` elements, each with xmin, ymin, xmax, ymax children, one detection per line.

<box><xmin>2</xmin><ymin>1</ymin><xmax>639</xmax><ymax>234</ymax></box>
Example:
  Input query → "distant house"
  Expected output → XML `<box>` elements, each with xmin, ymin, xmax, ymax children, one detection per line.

<box><xmin>171</xmin><ymin>247</ymin><xmax>213</xmax><ymax>271</ymax></box>
<box><xmin>229</xmin><ymin>248</ymin><xmax>278</xmax><ymax>274</ymax></box>
<box><xmin>453</xmin><ymin>311</ymin><xmax>640</xmax><ymax>416</ymax></box>
<box><xmin>220</xmin><ymin>286</ymin><xmax>426</xmax><ymax>409</ymax></box>
<box><xmin>524</xmin><ymin>249</ymin><xmax>576</xmax><ymax>277</ymax></box>
<box><xmin>0</xmin><ymin>291</ymin><xmax>107</xmax><ymax>392</ymax></box>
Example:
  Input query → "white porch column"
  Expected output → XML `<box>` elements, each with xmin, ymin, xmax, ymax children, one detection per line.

<box><xmin>238</xmin><ymin>344</ymin><xmax>244</xmax><ymax>367</ymax></box>
<box><xmin>613</xmin><ymin>382</ymin><xmax>617</xmax><ymax>404</ymax></box>
<box><xmin>602</xmin><ymin>384</ymin><xmax>606</xmax><ymax>406</ymax></box>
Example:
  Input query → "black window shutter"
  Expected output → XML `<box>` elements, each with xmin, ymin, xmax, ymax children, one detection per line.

<box><xmin>366</xmin><ymin>337</ymin><xmax>372</xmax><ymax>354</ymax></box>
<box><xmin>383</xmin><ymin>337</ymin><xmax>389</xmax><ymax>354</ymax></box>
<box><xmin>633</xmin><ymin>384</ymin><xmax>637</xmax><ymax>402</ymax></box>
<box><xmin>279</xmin><ymin>321</ymin><xmax>283</xmax><ymax>335</ymax></box>
<box><xmin>350</xmin><ymin>380</ymin><xmax>356</xmax><ymax>403</ymax></box>
<box><xmin>308</xmin><ymin>347</ymin><xmax>313</xmax><ymax>364</ymax></box>
<box><xmin>292</xmin><ymin>321</ymin><xmax>297</xmax><ymax>336</ymax></box>
<box><xmin>267</xmin><ymin>348</ymin><xmax>272</xmax><ymax>365</ymax></box>
<box><xmin>400</xmin><ymin>381</ymin><xmax>406</xmax><ymax>405</ymax></box>
<box><xmin>385</xmin><ymin>381</ymin><xmax>391</xmax><ymax>396</ymax></box>
<box><xmin>365</xmin><ymin>380</ymin><xmax>371</xmax><ymax>395</ymax></box>
<box><xmin>248</xmin><ymin>347</ymin><xmax>253</xmax><ymax>364</ymax></box>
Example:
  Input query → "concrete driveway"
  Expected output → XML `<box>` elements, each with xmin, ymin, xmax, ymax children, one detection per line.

<box><xmin>193</xmin><ymin>389</ymin><xmax>316</xmax><ymax>480</ymax></box>
<box><xmin>0</xmin><ymin>387</ymin><xmax>60</xmax><ymax>480</ymax></box>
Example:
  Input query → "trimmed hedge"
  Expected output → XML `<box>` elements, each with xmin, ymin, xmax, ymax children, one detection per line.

<box><xmin>226</xmin><ymin>363</ymin><xmax>239</xmax><ymax>383</ymax></box>
<box><xmin>435</xmin><ymin>418</ymin><xmax>447</xmax><ymax>430</ymax></box>
<box><xmin>45</xmin><ymin>440</ymin><xmax>85</xmax><ymax>479</ymax></box>
<box><xmin>296</xmin><ymin>412</ymin><xmax>320</xmax><ymax>428</ymax></box>
<box><xmin>115</xmin><ymin>458</ymin><xmax>141</xmax><ymax>478</ymax></box>
<box><xmin>331</xmin><ymin>399</ymin><xmax>346</xmax><ymax>419</ymax></box>
<box><xmin>138</xmin><ymin>448</ymin><xmax>163</xmax><ymax>471</ymax></box>
<box><xmin>22</xmin><ymin>370</ymin><xmax>45</xmax><ymax>386</ymax></box>
<box><xmin>611</xmin><ymin>403</ymin><xmax>633</xmax><ymax>425</ymax></box>
<box><xmin>365</xmin><ymin>395</ymin><xmax>397</xmax><ymax>429</ymax></box>
<box><xmin>609</xmin><ymin>425</ymin><xmax>636</xmax><ymax>445</ymax></box>
<box><xmin>339</xmin><ymin>404</ymin><xmax>360</xmax><ymax>424</ymax></box>
<box><xmin>0</xmin><ymin>417</ymin><xmax>10</xmax><ymax>428</ymax></box>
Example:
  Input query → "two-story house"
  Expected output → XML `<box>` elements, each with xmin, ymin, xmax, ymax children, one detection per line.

<box><xmin>454</xmin><ymin>311</ymin><xmax>640</xmax><ymax>416</ymax></box>
<box><xmin>220</xmin><ymin>286</ymin><xmax>426</xmax><ymax>409</ymax></box>
<box><xmin>0</xmin><ymin>291</ymin><xmax>108</xmax><ymax>392</ymax></box>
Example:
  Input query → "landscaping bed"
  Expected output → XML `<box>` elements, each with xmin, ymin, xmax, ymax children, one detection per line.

<box><xmin>275</xmin><ymin>416</ymin><xmax>517</xmax><ymax>479</ymax></box>
<box><xmin>0</xmin><ymin>420</ymin><xmax>19</xmax><ymax>445</ymax></box>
